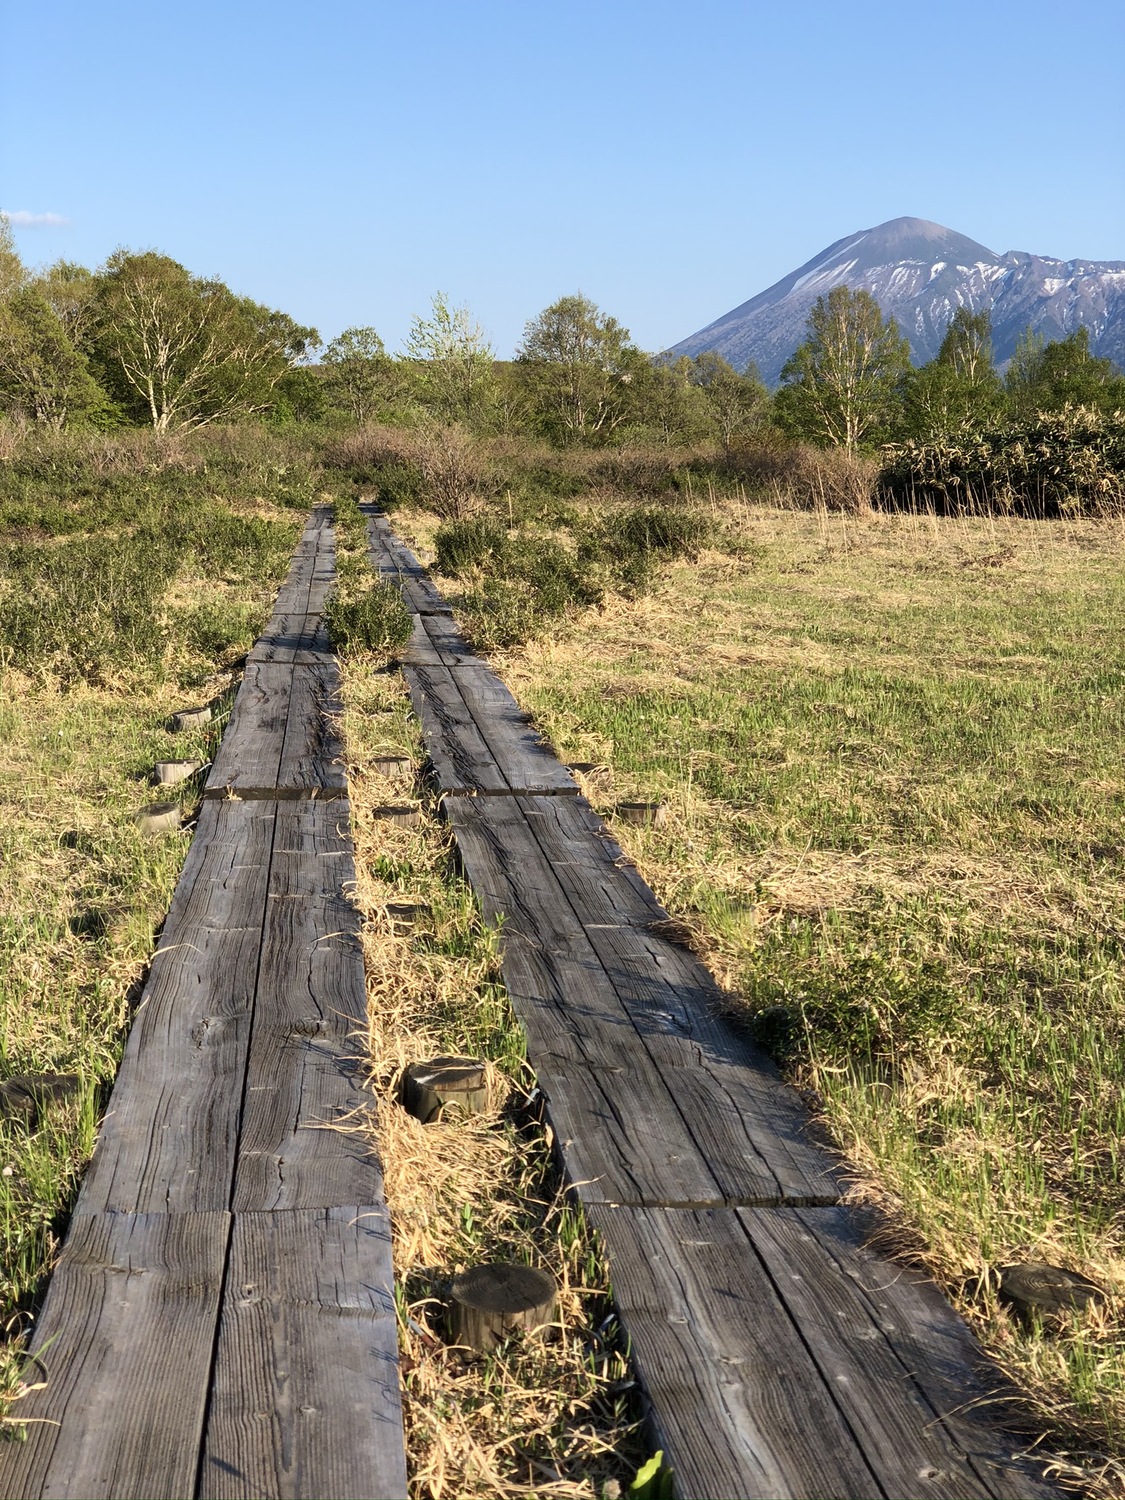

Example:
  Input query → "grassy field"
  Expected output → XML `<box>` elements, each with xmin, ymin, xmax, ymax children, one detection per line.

<box><xmin>0</xmin><ymin>429</ymin><xmax>306</xmax><ymax>1416</ymax></box>
<box><xmin>393</xmin><ymin>495</ymin><xmax>1125</xmax><ymax>1483</ymax></box>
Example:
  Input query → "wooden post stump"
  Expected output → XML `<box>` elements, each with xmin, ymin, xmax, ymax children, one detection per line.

<box><xmin>448</xmin><ymin>1263</ymin><xmax>557</xmax><ymax>1355</ymax></box>
<box><xmin>385</xmin><ymin>901</ymin><xmax>430</xmax><ymax>934</ymax></box>
<box><xmin>616</xmin><ymin>801</ymin><xmax>668</xmax><ymax>829</ymax></box>
<box><xmin>998</xmin><ymin>1262</ymin><xmax>1105</xmax><ymax>1322</ymax></box>
<box><xmin>0</xmin><ymin>1073</ymin><xmax>80</xmax><ymax>1126</ymax></box>
<box><xmin>372</xmin><ymin>755</ymin><xmax>414</xmax><ymax>778</ymax></box>
<box><xmin>135</xmin><ymin>802</ymin><xmax>181</xmax><ymax>836</ymax></box>
<box><xmin>402</xmin><ymin>1056</ymin><xmax>487</xmax><ymax>1123</ymax></box>
<box><xmin>170</xmin><ymin>706</ymin><xmax>212</xmax><ymax>732</ymax></box>
<box><xmin>155</xmin><ymin>759</ymin><xmax>203</xmax><ymax>785</ymax></box>
<box><xmin>372</xmin><ymin>805</ymin><xmax>422</xmax><ymax>828</ymax></box>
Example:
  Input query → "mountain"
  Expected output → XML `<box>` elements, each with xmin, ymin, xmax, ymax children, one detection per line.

<box><xmin>669</xmin><ymin>217</ymin><xmax>1125</xmax><ymax>385</ymax></box>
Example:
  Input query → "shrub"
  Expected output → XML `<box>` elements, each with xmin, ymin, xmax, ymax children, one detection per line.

<box><xmin>434</xmin><ymin>516</ymin><xmax>508</xmax><ymax>575</ymax></box>
<box><xmin>177</xmin><ymin>599</ymin><xmax>259</xmax><ymax>659</ymax></box>
<box><xmin>576</xmin><ymin>503</ymin><xmax>712</xmax><ymax>594</ymax></box>
<box><xmin>0</xmin><ymin>533</ymin><xmax>176</xmax><ymax>682</ymax></box>
<box><xmin>324</xmin><ymin>576</ymin><xmax>413</xmax><ymax>659</ymax></box>
<box><xmin>722</xmin><ymin>440</ymin><xmax>878</xmax><ymax>513</ymax></box>
<box><xmin>878</xmin><ymin>405</ymin><xmax>1125</xmax><ymax>517</ymax></box>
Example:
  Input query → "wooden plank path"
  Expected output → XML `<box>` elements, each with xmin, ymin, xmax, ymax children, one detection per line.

<box><xmin>1</xmin><ymin>508</ymin><xmax>407</xmax><ymax>1500</ymax></box>
<box><xmin>365</xmin><ymin>507</ymin><xmax>1060</xmax><ymax>1500</ymax></box>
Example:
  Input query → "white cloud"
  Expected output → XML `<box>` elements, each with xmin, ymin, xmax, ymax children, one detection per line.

<box><xmin>1</xmin><ymin>210</ymin><xmax>70</xmax><ymax>228</ymax></box>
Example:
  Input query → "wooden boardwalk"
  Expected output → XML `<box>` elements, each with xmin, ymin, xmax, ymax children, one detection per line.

<box><xmin>366</xmin><ymin>507</ymin><xmax>1060</xmax><ymax>1500</ymax></box>
<box><xmin>1</xmin><ymin>509</ymin><xmax>407</xmax><ymax>1500</ymax></box>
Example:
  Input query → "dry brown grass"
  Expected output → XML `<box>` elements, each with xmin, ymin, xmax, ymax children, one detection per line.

<box><xmin>337</xmin><ymin>660</ymin><xmax>643</xmax><ymax>1500</ymax></box>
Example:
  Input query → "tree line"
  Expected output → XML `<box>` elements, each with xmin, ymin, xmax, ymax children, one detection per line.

<box><xmin>1</xmin><ymin>221</ymin><xmax>1121</xmax><ymax>450</ymax></box>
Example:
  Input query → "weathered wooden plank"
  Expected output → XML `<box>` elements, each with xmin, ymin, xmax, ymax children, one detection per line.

<box><xmin>248</xmin><ymin>614</ymin><xmax>333</xmax><ymax>665</ymax></box>
<box><xmin>444</xmin><ymin>795</ymin><xmax>835</xmax><ymax>1206</ymax></box>
<box><xmin>520</xmin><ymin>797</ymin><xmax>840</xmax><ymax>1204</ymax></box>
<box><xmin>79</xmin><ymin>801</ymin><xmax>276</xmax><ymax>1214</ymax></box>
<box><xmin>233</xmin><ymin>802</ymin><xmax>381</xmax><ymax>1212</ymax></box>
<box><xmin>0</xmin><ymin>1211</ymin><xmax>229</xmax><ymax>1500</ymax></box>
<box><xmin>587</xmin><ymin>1205</ymin><xmax>1053</xmax><ymax>1500</ymax></box>
<box><xmin>276</xmin><ymin>662</ymin><xmax>347</xmax><ymax>793</ymax></box>
<box><xmin>739</xmin><ymin>1208</ymin><xmax>1060</xmax><ymax>1500</ymax></box>
<box><xmin>199</xmin><ymin>1206</ymin><xmax>407</xmax><ymax>1500</ymax></box>
<box><xmin>206</xmin><ymin>662</ymin><xmax>292</xmax><ymax>795</ymax></box>
<box><xmin>397</xmin><ymin>612</ymin><xmax>445</xmax><ymax>667</ymax></box>
<box><xmin>418</xmin><ymin>611</ymin><xmax>485</xmax><ymax>667</ymax></box>
<box><xmin>402</xmin><ymin>662</ymin><xmax>511</xmax><ymax>794</ymax></box>
<box><xmin>586</xmin><ymin>1204</ymin><xmax>881</xmax><ymax>1499</ymax></box>
<box><xmin>362</xmin><ymin>509</ymin><xmax>452</xmax><ymax>614</ymax></box>
<box><xmin>452</xmin><ymin>666</ymin><xmax>579</xmax><ymax>794</ymax></box>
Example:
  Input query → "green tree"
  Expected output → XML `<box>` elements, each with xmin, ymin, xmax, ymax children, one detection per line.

<box><xmin>322</xmin><ymin>326</ymin><xmax>398</xmax><ymax>424</ymax></box>
<box><xmin>0</xmin><ymin>215</ymin><xmax>26</xmax><ymax>301</ymax></box>
<box><xmin>91</xmin><ymin>250</ymin><xmax>319</xmax><ymax>430</ymax></box>
<box><xmin>405</xmin><ymin>293</ymin><xmax>496</xmax><ymax>428</ymax></box>
<box><xmin>937</xmin><ymin>307</ymin><xmax>995</xmax><ymax>382</ymax></box>
<box><xmin>36</xmin><ymin>260</ymin><xmax>100</xmax><ymax>350</ymax></box>
<box><xmin>686</xmin><ymin>352</ymin><xmax>769</xmax><ymax>446</ymax></box>
<box><xmin>776</xmin><ymin>286</ymin><xmax>910</xmax><ymax>451</ymax></box>
<box><xmin>0</xmin><ymin>287</ymin><xmax>109</xmax><ymax>427</ymax></box>
<box><xmin>1006</xmin><ymin>325</ymin><xmax>1125</xmax><ymax>413</ymax></box>
<box><xmin>898</xmin><ymin>308</ymin><xmax>1004</xmax><ymax>440</ymax></box>
<box><xmin>517</xmin><ymin>293</ymin><xmax>640</xmax><ymax>443</ymax></box>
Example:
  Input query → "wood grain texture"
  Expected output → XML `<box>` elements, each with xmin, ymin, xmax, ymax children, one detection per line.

<box><xmin>362</xmin><ymin>510</ymin><xmax>450</xmax><ymax>616</ymax></box>
<box><xmin>452</xmin><ymin>668</ymin><xmax>579</xmax><ymax>794</ymax></box>
<box><xmin>520</xmin><ymin>796</ymin><xmax>840</xmax><ymax>1204</ymax></box>
<box><xmin>233</xmin><ymin>802</ymin><xmax>382</xmax><ymax>1212</ymax></box>
<box><xmin>79</xmin><ymin>801</ymin><xmax>276</xmax><ymax>1214</ymax></box>
<box><xmin>248</xmin><ymin>614</ymin><xmax>333</xmax><ymax>666</ymax></box>
<box><xmin>0</xmin><ymin>1211</ymin><xmax>229</xmax><ymax>1500</ymax></box>
<box><xmin>200</xmin><ymin>1207</ymin><xmax>407</xmax><ymax>1500</ymax></box>
<box><xmin>402</xmin><ymin>663</ymin><xmax>510</xmax><ymax>794</ymax></box>
<box><xmin>444</xmin><ymin>794</ymin><xmax>835</xmax><ymax>1207</ymax></box>
<box><xmin>738</xmin><ymin>1208</ymin><xmax>1060</xmax><ymax>1500</ymax></box>
<box><xmin>206</xmin><ymin>662</ymin><xmax>292</xmax><ymax>795</ymax></box>
<box><xmin>587</xmin><ymin>1206</ymin><xmax>1055</xmax><ymax>1500</ymax></box>
<box><xmin>276</xmin><ymin>663</ymin><xmax>347</xmax><ymax>793</ymax></box>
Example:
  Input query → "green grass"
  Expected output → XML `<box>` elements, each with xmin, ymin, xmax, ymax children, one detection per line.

<box><xmin>421</xmin><ymin>498</ymin><xmax>1125</xmax><ymax>1480</ymax></box>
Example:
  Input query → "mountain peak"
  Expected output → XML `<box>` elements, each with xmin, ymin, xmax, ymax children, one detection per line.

<box><xmin>855</xmin><ymin>216</ymin><xmax>997</xmax><ymax>263</ymax></box>
<box><xmin>670</xmin><ymin>219</ymin><xmax>1124</xmax><ymax>383</ymax></box>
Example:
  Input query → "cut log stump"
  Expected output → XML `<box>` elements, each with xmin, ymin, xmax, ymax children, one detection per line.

<box><xmin>998</xmin><ymin>1263</ymin><xmax>1105</xmax><ymax>1322</ymax></box>
<box><xmin>402</xmin><ymin>1056</ymin><xmax>487</xmax><ymax>1123</ymax></box>
<box><xmin>0</xmin><ymin>1073</ymin><xmax>80</xmax><ymax>1126</ymax></box>
<box><xmin>372</xmin><ymin>755</ymin><xmax>414</xmax><ymax>778</ymax></box>
<box><xmin>135</xmin><ymin>802</ymin><xmax>182</xmax><ymax>836</ymax></box>
<box><xmin>448</xmin><ymin>1263</ymin><xmax>557</xmax><ymax>1355</ymax></box>
<box><xmin>385</xmin><ymin>901</ymin><xmax>430</xmax><ymax>934</ymax></box>
<box><xmin>372</xmin><ymin>805</ymin><xmax>422</xmax><ymax>828</ymax></box>
<box><xmin>615</xmin><ymin>800</ymin><xmax>668</xmax><ymax>828</ymax></box>
<box><xmin>155</xmin><ymin>759</ymin><xmax>203</xmax><ymax>785</ymax></box>
<box><xmin>170</xmin><ymin>706</ymin><xmax>212</xmax><ymax>732</ymax></box>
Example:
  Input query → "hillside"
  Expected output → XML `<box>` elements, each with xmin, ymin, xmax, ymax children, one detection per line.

<box><xmin>670</xmin><ymin>216</ymin><xmax>1125</xmax><ymax>383</ymax></box>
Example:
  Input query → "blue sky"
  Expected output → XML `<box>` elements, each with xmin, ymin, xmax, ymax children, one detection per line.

<box><xmin>3</xmin><ymin>0</ymin><xmax>1123</xmax><ymax>357</ymax></box>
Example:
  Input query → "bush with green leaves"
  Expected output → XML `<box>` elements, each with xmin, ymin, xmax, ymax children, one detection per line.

<box><xmin>879</xmin><ymin>404</ymin><xmax>1125</xmax><ymax>517</ymax></box>
<box><xmin>324</xmin><ymin>575</ymin><xmax>412</xmax><ymax>659</ymax></box>
<box><xmin>577</xmin><ymin>503</ymin><xmax>712</xmax><ymax>593</ymax></box>
<box><xmin>434</xmin><ymin>515</ymin><xmax>509</xmax><ymax>575</ymax></box>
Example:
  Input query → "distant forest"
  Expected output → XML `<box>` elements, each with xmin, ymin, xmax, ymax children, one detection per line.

<box><xmin>1</xmin><ymin>227</ymin><xmax>1123</xmax><ymax>515</ymax></box>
